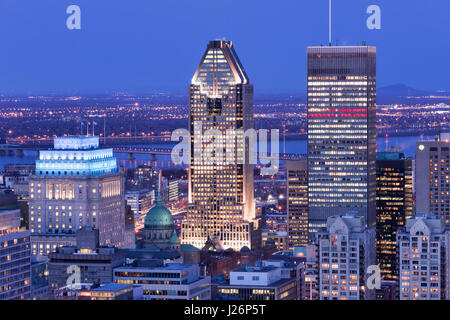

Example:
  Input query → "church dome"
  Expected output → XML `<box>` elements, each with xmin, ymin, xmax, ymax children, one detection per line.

<box><xmin>144</xmin><ymin>195</ymin><xmax>174</xmax><ymax>229</ymax></box>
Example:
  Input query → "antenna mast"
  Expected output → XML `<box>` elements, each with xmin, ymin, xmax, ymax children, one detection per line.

<box><xmin>329</xmin><ymin>0</ymin><xmax>332</xmax><ymax>46</ymax></box>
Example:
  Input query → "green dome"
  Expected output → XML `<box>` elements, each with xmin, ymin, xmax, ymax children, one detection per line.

<box><xmin>144</xmin><ymin>195</ymin><xmax>174</xmax><ymax>229</ymax></box>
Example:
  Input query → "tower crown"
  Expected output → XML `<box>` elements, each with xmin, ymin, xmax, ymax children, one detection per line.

<box><xmin>191</xmin><ymin>40</ymin><xmax>249</xmax><ymax>98</ymax></box>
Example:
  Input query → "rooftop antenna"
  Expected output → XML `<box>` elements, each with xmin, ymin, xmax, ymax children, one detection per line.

<box><xmin>329</xmin><ymin>0</ymin><xmax>332</xmax><ymax>46</ymax></box>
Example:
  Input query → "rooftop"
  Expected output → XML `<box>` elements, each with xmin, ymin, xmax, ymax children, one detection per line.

<box><xmin>91</xmin><ymin>283</ymin><xmax>133</xmax><ymax>292</ymax></box>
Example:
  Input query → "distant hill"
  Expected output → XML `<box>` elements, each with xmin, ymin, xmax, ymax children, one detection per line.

<box><xmin>377</xmin><ymin>84</ymin><xmax>450</xmax><ymax>104</ymax></box>
<box><xmin>378</xmin><ymin>84</ymin><xmax>434</xmax><ymax>97</ymax></box>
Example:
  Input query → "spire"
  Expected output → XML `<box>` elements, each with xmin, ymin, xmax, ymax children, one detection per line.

<box><xmin>156</xmin><ymin>169</ymin><xmax>163</xmax><ymax>206</ymax></box>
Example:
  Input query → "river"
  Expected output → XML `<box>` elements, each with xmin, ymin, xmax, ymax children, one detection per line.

<box><xmin>0</xmin><ymin>134</ymin><xmax>436</xmax><ymax>171</ymax></box>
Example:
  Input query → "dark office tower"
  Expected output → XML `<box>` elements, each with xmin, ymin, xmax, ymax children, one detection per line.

<box><xmin>307</xmin><ymin>46</ymin><xmax>377</xmax><ymax>235</ymax></box>
<box><xmin>286</xmin><ymin>160</ymin><xmax>308</xmax><ymax>248</ymax></box>
<box><xmin>181</xmin><ymin>40</ymin><xmax>260</xmax><ymax>251</ymax></box>
<box><xmin>376</xmin><ymin>152</ymin><xmax>413</xmax><ymax>281</ymax></box>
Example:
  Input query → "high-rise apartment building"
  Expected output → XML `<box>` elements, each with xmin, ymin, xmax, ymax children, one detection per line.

<box><xmin>181</xmin><ymin>40</ymin><xmax>260</xmax><ymax>251</ymax></box>
<box><xmin>307</xmin><ymin>46</ymin><xmax>377</xmax><ymax>234</ymax></box>
<box><xmin>317</xmin><ymin>213</ymin><xmax>376</xmax><ymax>300</ymax></box>
<box><xmin>286</xmin><ymin>160</ymin><xmax>308</xmax><ymax>248</ymax></box>
<box><xmin>397</xmin><ymin>213</ymin><xmax>450</xmax><ymax>300</ymax></box>
<box><xmin>0</xmin><ymin>207</ymin><xmax>31</xmax><ymax>300</ymax></box>
<box><xmin>29</xmin><ymin>136</ymin><xmax>128</xmax><ymax>256</ymax></box>
<box><xmin>416</xmin><ymin>134</ymin><xmax>450</xmax><ymax>225</ymax></box>
<box><xmin>376</xmin><ymin>152</ymin><xmax>413</xmax><ymax>281</ymax></box>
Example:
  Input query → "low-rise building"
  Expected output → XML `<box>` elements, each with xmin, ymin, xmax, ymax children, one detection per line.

<box><xmin>114</xmin><ymin>261</ymin><xmax>211</xmax><ymax>300</ymax></box>
<box><xmin>48</xmin><ymin>228</ymin><xmax>126</xmax><ymax>297</ymax></box>
<box><xmin>91</xmin><ymin>283</ymin><xmax>141</xmax><ymax>300</ymax></box>
<box><xmin>216</xmin><ymin>260</ymin><xmax>300</xmax><ymax>300</ymax></box>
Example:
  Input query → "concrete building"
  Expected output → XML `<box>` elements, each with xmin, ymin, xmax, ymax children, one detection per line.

<box><xmin>2</xmin><ymin>164</ymin><xmax>35</xmax><ymax>198</ymax></box>
<box><xmin>48</xmin><ymin>228</ymin><xmax>126</xmax><ymax>297</ymax></box>
<box><xmin>307</xmin><ymin>46</ymin><xmax>377</xmax><ymax>234</ymax></box>
<box><xmin>90</xmin><ymin>283</ymin><xmax>140</xmax><ymax>300</ymax></box>
<box><xmin>168</xmin><ymin>179</ymin><xmax>179</xmax><ymax>202</ymax></box>
<box><xmin>29</xmin><ymin>135</ymin><xmax>129</xmax><ymax>256</ymax></box>
<box><xmin>397</xmin><ymin>213</ymin><xmax>450</xmax><ymax>300</ymax></box>
<box><xmin>216</xmin><ymin>260</ymin><xmax>302</xmax><ymax>300</ymax></box>
<box><xmin>376</xmin><ymin>280</ymin><xmax>397</xmax><ymax>300</ymax></box>
<box><xmin>416</xmin><ymin>134</ymin><xmax>450</xmax><ymax>225</ymax></box>
<box><xmin>376</xmin><ymin>152</ymin><xmax>413</xmax><ymax>281</ymax></box>
<box><xmin>286</xmin><ymin>160</ymin><xmax>308</xmax><ymax>248</ymax></box>
<box><xmin>31</xmin><ymin>255</ymin><xmax>49</xmax><ymax>300</ymax></box>
<box><xmin>113</xmin><ymin>261</ymin><xmax>211</xmax><ymax>300</ymax></box>
<box><xmin>0</xmin><ymin>208</ymin><xmax>31</xmax><ymax>300</ymax></box>
<box><xmin>317</xmin><ymin>214</ymin><xmax>376</xmax><ymax>300</ymax></box>
<box><xmin>125</xmin><ymin>189</ymin><xmax>153</xmax><ymax>230</ymax></box>
<box><xmin>262</xmin><ymin>231</ymin><xmax>289</xmax><ymax>251</ymax></box>
<box><xmin>182</xmin><ymin>40</ymin><xmax>260</xmax><ymax>251</ymax></box>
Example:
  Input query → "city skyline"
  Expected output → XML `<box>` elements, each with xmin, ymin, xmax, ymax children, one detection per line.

<box><xmin>0</xmin><ymin>0</ymin><xmax>449</xmax><ymax>304</ymax></box>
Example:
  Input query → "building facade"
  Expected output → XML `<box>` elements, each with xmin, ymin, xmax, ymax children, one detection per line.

<box><xmin>397</xmin><ymin>213</ymin><xmax>450</xmax><ymax>300</ymax></box>
<box><xmin>216</xmin><ymin>260</ymin><xmax>302</xmax><ymax>300</ymax></box>
<box><xmin>181</xmin><ymin>40</ymin><xmax>260</xmax><ymax>251</ymax></box>
<box><xmin>307</xmin><ymin>46</ymin><xmax>377</xmax><ymax>234</ymax></box>
<box><xmin>416</xmin><ymin>134</ymin><xmax>450</xmax><ymax>225</ymax></box>
<box><xmin>286</xmin><ymin>160</ymin><xmax>308</xmax><ymax>248</ymax></box>
<box><xmin>114</xmin><ymin>262</ymin><xmax>211</xmax><ymax>300</ymax></box>
<box><xmin>29</xmin><ymin>136</ymin><xmax>128</xmax><ymax>256</ymax></box>
<box><xmin>48</xmin><ymin>228</ymin><xmax>126</xmax><ymax>296</ymax></box>
<box><xmin>125</xmin><ymin>189</ymin><xmax>153</xmax><ymax>230</ymax></box>
<box><xmin>0</xmin><ymin>208</ymin><xmax>31</xmax><ymax>300</ymax></box>
<box><xmin>376</xmin><ymin>152</ymin><xmax>413</xmax><ymax>281</ymax></box>
<box><xmin>317</xmin><ymin>214</ymin><xmax>376</xmax><ymax>300</ymax></box>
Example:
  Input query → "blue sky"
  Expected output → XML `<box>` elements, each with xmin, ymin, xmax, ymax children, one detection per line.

<box><xmin>0</xmin><ymin>0</ymin><xmax>449</xmax><ymax>95</ymax></box>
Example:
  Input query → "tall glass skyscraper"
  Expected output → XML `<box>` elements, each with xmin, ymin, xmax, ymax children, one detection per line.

<box><xmin>307</xmin><ymin>46</ymin><xmax>377</xmax><ymax>235</ymax></box>
<box><xmin>181</xmin><ymin>40</ymin><xmax>260</xmax><ymax>251</ymax></box>
<box><xmin>376</xmin><ymin>152</ymin><xmax>413</xmax><ymax>281</ymax></box>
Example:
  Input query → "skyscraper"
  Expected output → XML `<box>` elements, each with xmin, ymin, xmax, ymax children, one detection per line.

<box><xmin>416</xmin><ymin>133</ymin><xmax>450</xmax><ymax>225</ymax></box>
<box><xmin>286</xmin><ymin>160</ymin><xmax>308</xmax><ymax>248</ymax></box>
<box><xmin>181</xmin><ymin>40</ymin><xmax>260</xmax><ymax>251</ymax></box>
<box><xmin>29</xmin><ymin>136</ymin><xmax>129</xmax><ymax>256</ymax></box>
<box><xmin>376</xmin><ymin>152</ymin><xmax>413</xmax><ymax>281</ymax></box>
<box><xmin>307</xmin><ymin>46</ymin><xmax>377</xmax><ymax>234</ymax></box>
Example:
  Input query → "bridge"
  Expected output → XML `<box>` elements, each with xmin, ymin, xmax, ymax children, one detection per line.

<box><xmin>112</xmin><ymin>146</ymin><xmax>304</xmax><ymax>161</ymax></box>
<box><xmin>0</xmin><ymin>143</ymin><xmax>304</xmax><ymax>161</ymax></box>
<box><xmin>0</xmin><ymin>144</ymin><xmax>30</xmax><ymax>157</ymax></box>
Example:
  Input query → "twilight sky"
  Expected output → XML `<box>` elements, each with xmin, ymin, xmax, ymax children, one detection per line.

<box><xmin>0</xmin><ymin>0</ymin><xmax>449</xmax><ymax>95</ymax></box>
